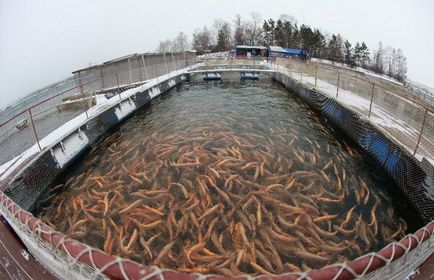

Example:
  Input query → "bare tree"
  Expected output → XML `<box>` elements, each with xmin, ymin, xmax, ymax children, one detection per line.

<box><xmin>173</xmin><ymin>32</ymin><xmax>189</xmax><ymax>52</ymax></box>
<box><xmin>373</xmin><ymin>41</ymin><xmax>384</xmax><ymax>74</ymax></box>
<box><xmin>157</xmin><ymin>39</ymin><xmax>173</xmax><ymax>53</ymax></box>
<box><xmin>192</xmin><ymin>26</ymin><xmax>212</xmax><ymax>53</ymax></box>
<box><xmin>244</xmin><ymin>12</ymin><xmax>263</xmax><ymax>45</ymax></box>
<box><xmin>233</xmin><ymin>14</ymin><xmax>245</xmax><ymax>46</ymax></box>
<box><xmin>214</xmin><ymin>19</ymin><xmax>232</xmax><ymax>51</ymax></box>
<box><xmin>395</xmin><ymin>48</ymin><xmax>407</xmax><ymax>82</ymax></box>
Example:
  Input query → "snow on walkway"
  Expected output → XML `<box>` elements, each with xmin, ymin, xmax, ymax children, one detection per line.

<box><xmin>271</xmin><ymin>62</ymin><xmax>434</xmax><ymax>167</ymax></box>
<box><xmin>0</xmin><ymin>66</ymin><xmax>194</xmax><ymax>182</ymax></box>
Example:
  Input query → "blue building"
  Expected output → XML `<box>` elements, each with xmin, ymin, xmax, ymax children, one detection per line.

<box><xmin>268</xmin><ymin>46</ymin><xmax>286</xmax><ymax>58</ymax></box>
<box><xmin>283</xmin><ymin>48</ymin><xmax>310</xmax><ymax>60</ymax></box>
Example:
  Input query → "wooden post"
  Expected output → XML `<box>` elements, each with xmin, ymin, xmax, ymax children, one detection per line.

<box><xmin>413</xmin><ymin>108</ymin><xmax>428</xmax><ymax>156</ymax></box>
<box><xmin>315</xmin><ymin>65</ymin><xmax>318</xmax><ymax>87</ymax></box>
<box><xmin>368</xmin><ymin>83</ymin><xmax>375</xmax><ymax>118</ymax></box>
<box><xmin>28</xmin><ymin>109</ymin><xmax>42</xmax><ymax>151</ymax></box>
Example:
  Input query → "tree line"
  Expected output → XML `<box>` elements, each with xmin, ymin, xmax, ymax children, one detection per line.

<box><xmin>157</xmin><ymin>13</ymin><xmax>408</xmax><ymax>82</ymax></box>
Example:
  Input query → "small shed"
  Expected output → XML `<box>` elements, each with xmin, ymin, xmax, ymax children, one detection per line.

<box><xmin>235</xmin><ymin>45</ymin><xmax>268</xmax><ymax>57</ymax></box>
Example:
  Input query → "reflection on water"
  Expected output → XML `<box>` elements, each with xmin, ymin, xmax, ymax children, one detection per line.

<box><xmin>36</xmin><ymin>80</ymin><xmax>421</xmax><ymax>275</ymax></box>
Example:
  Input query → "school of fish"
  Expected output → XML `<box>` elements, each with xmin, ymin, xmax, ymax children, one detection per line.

<box><xmin>37</xmin><ymin>82</ymin><xmax>409</xmax><ymax>276</ymax></box>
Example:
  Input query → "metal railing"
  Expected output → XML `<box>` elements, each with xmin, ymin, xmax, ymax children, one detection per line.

<box><xmin>0</xmin><ymin>52</ymin><xmax>196</xmax><ymax>166</ymax></box>
<box><xmin>271</xmin><ymin>57</ymin><xmax>434</xmax><ymax>165</ymax></box>
<box><xmin>0</xmin><ymin>54</ymin><xmax>433</xmax><ymax>280</ymax></box>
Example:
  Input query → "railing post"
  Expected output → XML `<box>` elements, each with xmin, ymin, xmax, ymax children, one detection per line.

<box><xmin>336</xmin><ymin>72</ymin><xmax>340</xmax><ymax>98</ymax></box>
<box><xmin>156</xmin><ymin>62</ymin><xmax>159</xmax><ymax>82</ymax></box>
<box><xmin>164</xmin><ymin>53</ymin><xmax>169</xmax><ymax>76</ymax></box>
<box><xmin>300</xmin><ymin>63</ymin><xmax>303</xmax><ymax>83</ymax></box>
<box><xmin>28</xmin><ymin>108</ymin><xmax>42</xmax><ymax>151</ymax></box>
<box><xmin>79</xmin><ymin>78</ymin><xmax>89</xmax><ymax>118</ymax></box>
<box><xmin>128</xmin><ymin>58</ymin><xmax>133</xmax><ymax>84</ymax></box>
<box><xmin>368</xmin><ymin>83</ymin><xmax>375</xmax><ymax>118</ymax></box>
<box><xmin>171</xmin><ymin>52</ymin><xmax>176</xmax><ymax>74</ymax></box>
<box><xmin>100</xmin><ymin>67</ymin><xmax>105</xmax><ymax>89</ymax></box>
<box><xmin>183</xmin><ymin>51</ymin><xmax>187</xmax><ymax>69</ymax></box>
<box><xmin>315</xmin><ymin>64</ymin><xmax>318</xmax><ymax>87</ymax></box>
<box><xmin>141</xmin><ymin>54</ymin><xmax>148</xmax><ymax>81</ymax></box>
<box><xmin>413</xmin><ymin>108</ymin><xmax>428</xmax><ymax>156</ymax></box>
<box><xmin>116</xmin><ymin>73</ymin><xmax>121</xmax><ymax>100</ymax></box>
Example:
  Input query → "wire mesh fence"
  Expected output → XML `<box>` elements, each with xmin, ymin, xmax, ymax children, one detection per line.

<box><xmin>275</xmin><ymin>58</ymin><xmax>434</xmax><ymax>168</ymax></box>
<box><xmin>0</xmin><ymin>54</ymin><xmax>433</xmax><ymax>280</ymax></box>
<box><xmin>0</xmin><ymin>52</ymin><xmax>196</xmax><ymax>166</ymax></box>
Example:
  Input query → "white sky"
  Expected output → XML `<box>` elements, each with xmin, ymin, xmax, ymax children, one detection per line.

<box><xmin>0</xmin><ymin>0</ymin><xmax>433</xmax><ymax>108</ymax></box>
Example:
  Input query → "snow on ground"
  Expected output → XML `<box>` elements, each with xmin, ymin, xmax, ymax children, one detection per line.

<box><xmin>1</xmin><ymin>60</ymin><xmax>432</xmax><ymax>182</ymax></box>
<box><xmin>311</xmin><ymin>58</ymin><xmax>404</xmax><ymax>86</ymax></box>
<box><xmin>198</xmin><ymin>52</ymin><xmax>231</xmax><ymax>59</ymax></box>
<box><xmin>95</xmin><ymin>94</ymin><xmax>108</xmax><ymax>105</ymax></box>
<box><xmin>271</xmin><ymin>62</ymin><xmax>434</xmax><ymax>166</ymax></box>
<box><xmin>0</xmin><ymin>66</ymin><xmax>194</xmax><ymax>182</ymax></box>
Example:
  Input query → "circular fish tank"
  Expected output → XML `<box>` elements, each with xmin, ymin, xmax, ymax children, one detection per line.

<box><xmin>33</xmin><ymin>77</ymin><xmax>423</xmax><ymax>277</ymax></box>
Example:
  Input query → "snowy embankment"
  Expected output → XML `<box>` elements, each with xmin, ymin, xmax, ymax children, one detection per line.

<box><xmin>311</xmin><ymin>58</ymin><xmax>404</xmax><ymax>86</ymax></box>
<box><xmin>0</xmin><ymin>65</ymin><xmax>199</xmax><ymax>182</ymax></box>
<box><xmin>197</xmin><ymin>52</ymin><xmax>231</xmax><ymax>59</ymax></box>
<box><xmin>271</xmin><ymin>61</ymin><xmax>434</xmax><ymax>167</ymax></box>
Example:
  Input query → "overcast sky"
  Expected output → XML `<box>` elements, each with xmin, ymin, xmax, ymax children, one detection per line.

<box><xmin>0</xmin><ymin>0</ymin><xmax>433</xmax><ymax>109</ymax></box>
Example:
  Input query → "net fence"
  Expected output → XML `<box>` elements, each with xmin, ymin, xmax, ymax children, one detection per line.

<box><xmin>0</xmin><ymin>55</ymin><xmax>433</xmax><ymax>280</ymax></box>
<box><xmin>0</xmin><ymin>189</ymin><xmax>433</xmax><ymax>280</ymax></box>
<box><xmin>274</xmin><ymin>58</ymin><xmax>434</xmax><ymax>170</ymax></box>
<box><xmin>0</xmin><ymin>52</ymin><xmax>196</xmax><ymax>167</ymax></box>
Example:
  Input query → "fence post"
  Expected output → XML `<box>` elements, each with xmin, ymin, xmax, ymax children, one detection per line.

<box><xmin>336</xmin><ymin>72</ymin><xmax>340</xmax><ymax>98</ymax></box>
<box><xmin>115</xmin><ymin>73</ymin><xmax>121</xmax><ymax>100</ymax></box>
<box><xmin>156</xmin><ymin>62</ymin><xmax>159</xmax><ymax>82</ymax></box>
<box><xmin>100</xmin><ymin>67</ymin><xmax>105</xmax><ymax>89</ymax></box>
<box><xmin>300</xmin><ymin>63</ymin><xmax>303</xmax><ymax>83</ymax></box>
<box><xmin>171</xmin><ymin>53</ymin><xmax>176</xmax><ymax>74</ymax></box>
<box><xmin>28</xmin><ymin>108</ymin><xmax>42</xmax><ymax>151</ymax></box>
<box><xmin>79</xmin><ymin>77</ymin><xmax>89</xmax><ymax>118</ymax></box>
<box><xmin>164</xmin><ymin>53</ymin><xmax>169</xmax><ymax>76</ymax></box>
<box><xmin>183</xmin><ymin>52</ymin><xmax>187</xmax><ymax>69</ymax></box>
<box><xmin>368</xmin><ymin>83</ymin><xmax>375</xmax><ymax>118</ymax></box>
<box><xmin>128</xmin><ymin>58</ymin><xmax>133</xmax><ymax>85</ymax></box>
<box><xmin>413</xmin><ymin>108</ymin><xmax>428</xmax><ymax>156</ymax></box>
<box><xmin>315</xmin><ymin>64</ymin><xmax>318</xmax><ymax>87</ymax></box>
<box><xmin>141</xmin><ymin>54</ymin><xmax>148</xmax><ymax>81</ymax></box>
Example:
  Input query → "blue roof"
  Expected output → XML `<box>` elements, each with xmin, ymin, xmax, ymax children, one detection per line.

<box><xmin>283</xmin><ymin>48</ymin><xmax>304</xmax><ymax>55</ymax></box>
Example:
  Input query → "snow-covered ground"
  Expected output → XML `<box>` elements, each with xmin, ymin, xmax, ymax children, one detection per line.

<box><xmin>311</xmin><ymin>58</ymin><xmax>404</xmax><ymax>86</ymax></box>
<box><xmin>271</xmin><ymin>61</ymin><xmax>434</xmax><ymax>166</ymax></box>
<box><xmin>197</xmin><ymin>52</ymin><xmax>231</xmax><ymax>59</ymax></box>
<box><xmin>1</xmin><ymin>59</ymin><xmax>432</xmax><ymax>183</ymax></box>
<box><xmin>0</xmin><ymin>66</ymin><xmax>195</xmax><ymax>182</ymax></box>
